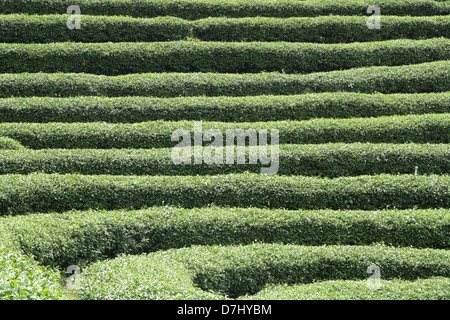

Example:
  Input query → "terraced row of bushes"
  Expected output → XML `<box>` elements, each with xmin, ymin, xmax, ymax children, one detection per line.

<box><xmin>241</xmin><ymin>278</ymin><xmax>450</xmax><ymax>300</ymax></box>
<box><xmin>1</xmin><ymin>92</ymin><xmax>448</xmax><ymax>123</ymax></box>
<box><xmin>1</xmin><ymin>61</ymin><xmax>447</xmax><ymax>98</ymax></box>
<box><xmin>2</xmin><ymin>0</ymin><xmax>448</xmax><ymax>18</ymax></box>
<box><xmin>2</xmin><ymin>39</ymin><xmax>448</xmax><ymax>75</ymax></box>
<box><xmin>1</xmin><ymin>207</ymin><xmax>448</xmax><ymax>268</ymax></box>
<box><xmin>0</xmin><ymin>173</ymin><xmax>448</xmax><ymax>215</ymax></box>
<box><xmin>76</xmin><ymin>244</ymin><xmax>450</xmax><ymax>299</ymax></box>
<box><xmin>2</xmin><ymin>15</ymin><xmax>449</xmax><ymax>43</ymax></box>
<box><xmin>0</xmin><ymin>114</ymin><xmax>447</xmax><ymax>149</ymax></box>
<box><xmin>0</xmin><ymin>137</ymin><xmax>24</xmax><ymax>150</ymax></box>
<box><xmin>0</xmin><ymin>143</ymin><xmax>448</xmax><ymax>176</ymax></box>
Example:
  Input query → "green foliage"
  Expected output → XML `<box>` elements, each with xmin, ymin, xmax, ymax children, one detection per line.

<box><xmin>0</xmin><ymin>143</ymin><xmax>448</xmax><ymax>177</ymax></box>
<box><xmin>0</xmin><ymin>207</ymin><xmax>447</xmax><ymax>268</ymax></box>
<box><xmin>193</xmin><ymin>16</ymin><xmax>450</xmax><ymax>43</ymax></box>
<box><xmin>0</xmin><ymin>173</ymin><xmax>448</xmax><ymax>215</ymax></box>
<box><xmin>1</xmin><ymin>0</ymin><xmax>448</xmax><ymax>18</ymax></box>
<box><xmin>0</xmin><ymin>246</ymin><xmax>65</xmax><ymax>300</ymax></box>
<box><xmin>0</xmin><ymin>92</ymin><xmax>448</xmax><ymax>123</ymax></box>
<box><xmin>1</xmin><ymin>61</ymin><xmax>447</xmax><ymax>98</ymax></box>
<box><xmin>0</xmin><ymin>137</ymin><xmax>25</xmax><ymax>149</ymax></box>
<box><xmin>241</xmin><ymin>278</ymin><xmax>450</xmax><ymax>300</ymax></box>
<box><xmin>0</xmin><ymin>114</ymin><xmax>448</xmax><ymax>149</ymax></box>
<box><xmin>78</xmin><ymin>252</ymin><xmax>225</xmax><ymax>300</ymax></box>
<box><xmin>1</xmin><ymin>39</ymin><xmax>448</xmax><ymax>75</ymax></box>
<box><xmin>1</xmin><ymin>15</ymin><xmax>449</xmax><ymax>43</ymax></box>
<box><xmin>76</xmin><ymin>244</ymin><xmax>450</xmax><ymax>299</ymax></box>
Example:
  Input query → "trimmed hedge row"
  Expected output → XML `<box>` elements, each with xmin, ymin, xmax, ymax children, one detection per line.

<box><xmin>193</xmin><ymin>16</ymin><xmax>450</xmax><ymax>43</ymax></box>
<box><xmin>77</xmin><ymin>244</ymin><xmax>450</xmax><ymax>299</ymax></box>
<box><xmin>0</xmin><ymin>173</ymin><xmax>448</xmax><ymax>215</ymax></box>
<box><xmin>1</xmin><ymin>39</ymin><xmax>449</xmax><ymax>75</ymax></box>
<box><xmin>0</xmin><ymin>114</ymin><xmax>447</xmax><ymax>149</ymax></box>
<box><xmin>0</xmin><ymin>137</ymin><xmax>25</xmax><ymax>149</ymax></box>
<box><xmin>241</xmin><ymin>278</ymin><xmax>450</xmax><ymax>300</ymax></box>
<box><xmin>0</xmin><ymin>15</ymin><xmax>191</xmax><ymax>44</ymax></box>
<box><xmin>0</xmin><ymin>143</ymin><xmax>448</xmax><ymax>177</ymax></box>
<box><xmin>1</xmin><ymin>61</ymin><xmax>448</xmax><ymax>98</ymax></box>
<box><xmin>1</xmin><ymin>207</ymin><xmax>448</xmax><ymax>268</ymax></box>
<box><xmin>1</xmin><ymin>0</ymin><xmax>448</xmax><ymax>18</ymax></box>
<box><xmin>0</xmin><ymin>246</ymin><xmax>65</xmax><ymax>300</ymax></box>
<box><xmin>1</xmin><ymin>15</ymin><xmax>449</xmax><ymax>43</ymax></box>
<box><xmin>0</xmin><ymin>92</ymin><xmax>449</xmax><ymax>123</ymax></box>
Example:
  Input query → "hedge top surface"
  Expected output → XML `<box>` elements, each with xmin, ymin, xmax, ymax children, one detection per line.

<box><xmin>0</xmin><ymin>113</ymin><xmax>448</xmax><ymax>148</ymax></box>
<box><xmin>1</xmin><ymin>14</ymin><xmax>449</xmax><ymax>43</ymax></box>
<box><xmin>0</xmin><ymin>246</ymin><xmax>65</xmax><ymax>300</ymax></box>
<box><xmin>1</xmin><ymin>38</ymin><xmax>448</xmax><ymax>75</ymax></box>
<box><xmin>240</xmin><ymin>277</ymin><xmax>450</xmax><ymax>300</ymax></box>
<box><xmin>0</xmin><ymin>173</ymin><xmax>448</xmax><ymax>214</ymax></box>
<box><xmin>0</xmin><ymin>92</ymin><xmax>448</xmax><ymax>123</ymax></box>
<box><xmin>0</xmin><ymin>61</ymin><xmax>448</xmax><ymax>97</ymax></box>
<box><xmin>1</xmin><ymin>0</ymin><xmax>449</xmax><ymax>18</ymax></box>
<box><xmin>0</xmin><ymin>143</ymin><xmax>448</xmax><ymax>177</ymax></box>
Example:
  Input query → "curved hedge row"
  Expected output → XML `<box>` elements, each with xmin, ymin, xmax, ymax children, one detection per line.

<box><xmin>241</xmin><ymin>278</ymin><xmax>450</xmax><ymax>300</ymax></box>
<box><xmin>0</xmin><ymin>143</ymin><xmax>448</xmax><ymax>177</ymax></box>
<box><xmin>1</xmin><ymin>207</ymin><xmax>448</xmax><ymax>268</ymax></box>
<box><xmin>0</xmin><ymin>114</ymin><xmax>447</xmax><ymax>149</ymax></box>
<box><xmin>0</xmin><ymin>137</ymin><xmax>25</xmax><ymax>149</ymax></box>
<box><xmin>76</xmin><ymin>244</ymin><xmax>450</xmax><ymax>299</ymax></box>
<box><xmin>1</xmin><ymin>39</ymin><xmax>448</xmax><ymax>75</ymax></box>
<box><xmin>1</xmin><ymin>92</ymin><xmax>448</xmax><ymax>123</ymax></box>
<box><xmin>1</xmin><ymin>61</ymin><xmax>447</xmax><ymax>98</ymax></box>
<box><xmin>0</xmin><ymin>173</ymin><xmax>448</xmax><ymax>215</ymax></box>
<box><xmin>1</xmin><ymin>0</ymin><xmax>448</xmax><ymax>18</ymax></box>
<box><xmin>1</xmin><ymin>15</ymin><xmax>449</xmax><ymax>43</ymax></box>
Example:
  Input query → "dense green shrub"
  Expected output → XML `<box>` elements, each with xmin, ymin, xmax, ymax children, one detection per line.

<box><xmin>78</xmin><ymin>250</ymin><xmax>225</xmax><ymax>300</ymax></box>
<box><xmin>0</xmin><ymin>246</ymin><xmax>65</xmax><ymax>300</ymax></box>
<box><xmin>1</xmin><ymin>39</ymin><xmax>448</xmax><ymax>75</ymax></box>
<box><xmin>1</xmin><ymin>15</ymin><xmax>449</xmax><ymax>43</ymax></box>
<box><xmin>192</xmin><ymin>16</ymin><xmax>450</xmax><ymax>43</ymax></box>
<box><xmin>241</xmin><ymin>278</ymin><xmax>450</xmax><ymax>300</ymax></box>
<box><xmin>77</xmin><ymin>244</ymin><xmax>450</xmax><ymax>299</ymax></box>
<box><xmin>0</xmin><ymin>137</ymin><xmax>25</xmax><ymax>149</ymax></box>
<box><xmin>0</xmin><ymin>92</ymin><xmax>448</xmax><ymax>123</ymax></box>
<box><xmin>0</xmin><ymin>15</ymin><xmax>191</xmax><ymax>43</ymax></box>
<box><xmin>0</xmin><ymin>114</ymin><xmax>447</xmax><ymax>149</ymax></box>
<box><xmin>0</xmin><ymin>173</ymin><xmax>448</xmax><ymax>215</ymax></box>
<box><xmin>0</xmin><ymin>207</ymin><xmax>447</xmax><ymax>268</ymax></box>
<box><xmin>1</xmin><ymin>0</ymin><xmax>448</xmax><ymax>18</ymax></box>
<box><xmin>1</xmin><ymin>61</ymin><xmax>447</xmax><ymax>98</ymax></box>
<box><xmin>0</xmin><ymin>143</ymin><xmax>448</xmax><ymax>176</ymax></box>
